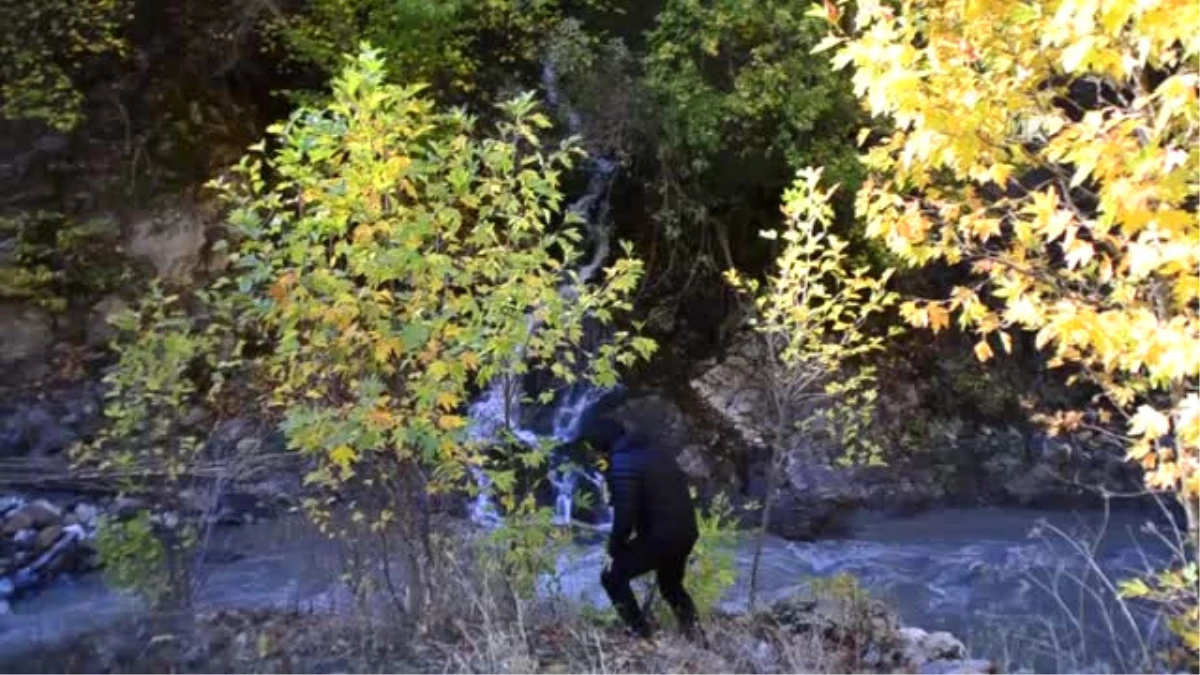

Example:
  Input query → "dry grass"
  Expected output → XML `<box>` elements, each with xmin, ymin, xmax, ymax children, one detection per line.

<box><xmin>3</xmin><ymin>598</ymin><xmax>853</xmax><ymax>674</ymax></box>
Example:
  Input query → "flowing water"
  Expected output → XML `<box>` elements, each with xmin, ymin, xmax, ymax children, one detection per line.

<box><xmin>0</xmin><ymin>505</ymin><xmax>1177</xmax><ymax>673</ymax></box>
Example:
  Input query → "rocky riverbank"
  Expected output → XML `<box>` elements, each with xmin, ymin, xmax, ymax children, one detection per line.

<box><xmin>2</xmin><ymin>572</ymin><xmax>995</xmax><ymax>675</ymax></box>
<box><xmin>0</xmin><ymin>496</ymin><xmax>102</xmax><ymax>613</ymax></box>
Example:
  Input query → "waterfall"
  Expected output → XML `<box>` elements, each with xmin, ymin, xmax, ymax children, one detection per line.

<box><xmin>463</xmin><ymin>57</ymin><xmax>620</xmax><ymax>529</ymax></box>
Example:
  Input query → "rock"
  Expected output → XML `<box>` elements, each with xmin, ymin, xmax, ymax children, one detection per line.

<box><xmin>0</xmin><ymin>599</ymin><xmax>9</xmax><ymax>616</ymax></box>
<box><xmin>35</xmin><ymin>524</ymin><xmax>63</xmax><ymax>551</ymax></box>
<box><xmin>0</xmin><ymin>496</ymin><xmax>22</xmax><ymax>518</ymax></box>
<box><xmin>919</xmin><ymin>659</ymin><xmax>996</xmax><ymax>674</ymax></box>
<box><xmin>0</xmin><ymin>576</ymin><xmax>12</xmax><ymax>598</ymax></box>
<box><xmin>2</xmin><ymin>499</ymin><xmax>60</xmax><ymax>534</ymax></box>
<box><xmin>113</xmin><ymin>495</ymin><xmax>148</xmax><ymax>517</ymax></box>
<box><xmin>125</xmin><ymin>201</ymin><xmax>212</xmax><ymax>283</ymax></box>
<box><xmin>901</xmin><ymin>627</ymin><xmax>968</xmax><ymax>666</ymax></box>
<box><xmin>690</xmin><ymin>337</ymin><xmax>772</xmax><ymax>447</ymax></box>
<box><xmin>0</xmin><ymin>303</ymin><xmax>53</xmax><ymax>372</ymax></box>
<box><xmin>12</xmin><ymin>529</ymin><xmax>36</xmax><ymax>547</ymax></box>
<box><xmin>85</xmin><ymin>295</ymin><xmax>128</xmax><ymax>347</ymax></box>
<box><xmin>923</xmin><ymin>631</ymin><xmax>967</xmax><ymax>660</ymax></box>
<box><xmin>70</xmin><ymin>502</ymin><xmax>98</xmax><ymax>527</ymax></box>
<box><xmin>675</xmin><ymin>444</ymin><xmax>711</xmax><ymax>481</ymax></box>
<box><xmin>768</xmin><ymin>461</ymin><xmax>864</xmax><ymax>540</ymax></box>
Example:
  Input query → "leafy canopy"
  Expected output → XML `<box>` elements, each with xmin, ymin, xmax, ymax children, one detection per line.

<box><xmin>267</xmin><ymin>0</ymin><xmax>612</xmax><ymax>98</ymax></box>
<box><xmin>643</xmin><ymin>0</ymin><xmax>864</xmax><ymax>222</ymax></box>
<box><xmin>822</xmin><ymin>0</ymin><xmax>1198</xmax><ymax>501</ymax></box>
<box><xmin>0</xmin><ymin>0</ymin><xmax>130</xmax><ymax>130</ymax></box>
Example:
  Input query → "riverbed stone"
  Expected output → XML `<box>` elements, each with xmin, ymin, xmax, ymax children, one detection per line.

<box><xmin>919</xmin><ymin>658</ymin><xmax>996</xmax><ymax>674</ymax></box>
<box><xmin>67</xmin><ymin>502</ymin><xmax>97</xmax><ymax>527</ymax></box>
<box><xmin>923</xmin><ymin>631</ymin><xmax>967</xmax><ymax>660</ymax></box>
<box><xmin>3</xmin><ymin>499</ymin><xmax>61</xmax><ymax>534</ymax></box>
<box><xmin>35</xmin><ymin>524</ymin><xmax>64</xmax><ymax>551</ymax></box>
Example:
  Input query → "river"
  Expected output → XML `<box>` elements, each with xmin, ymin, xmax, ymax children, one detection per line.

<box><xmin>0</xmin><ymin>506</ymin><xmax>1179</xmax><ymax>673</ymax></box>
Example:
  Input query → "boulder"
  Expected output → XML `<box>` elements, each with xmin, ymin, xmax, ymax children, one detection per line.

<box><xmin>0</xmin><ymin>405</ymin><xmax>77</xmax><ymax>457</ymax></box>
<box><xmin>919</xmin><ymin>659</ymin><xmax>997</xmax><ymax>674</ymax></box>
<box><xmin>0</xmin><ymin>303</ymin><xmax>53</xmax><ymax>372</ymax></box>
<box><xmin>900</xmin><ymin>627</ymin><xmax>968</xmax><ymax>666</ymax></box>
<box><xmin>68</xmin><ymin>502</ymin><xmax>98</xmax><ymax>527</ymax></box>
<box><xmin>35</xmin><ymin>524</ymin><xmax>63</xmax><ymax>551</ymax></box>
<box><xmin>85</xmin><ymin>294</ymin><xmax>128</xmax><ymax>348</ymax></box>
<box><xmin>125</xmin><ymin>200</ymin><xmax>213</xmax><ymax>283</ymax></box>
<box><xmin>2</xmin><ymin>499</ymin><xmax>61</xmax><ymax>533</ymax></box>
<box><xmin>690</xmin><ymin>337</ymin><xmax>772</xmax><ymax>448</ymax></box>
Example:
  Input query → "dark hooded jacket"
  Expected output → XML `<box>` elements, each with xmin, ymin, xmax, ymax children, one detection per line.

<box><xmin>606</xmin><ymin>432</ymin><xmax>699</xmax><ymax>555</ymax></box>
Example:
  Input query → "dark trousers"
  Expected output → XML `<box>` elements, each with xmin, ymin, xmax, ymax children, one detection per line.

<box><xmin>600</xmin><ymin>537</ymin><xmax>701</xmax><ymax>639</ymax></box>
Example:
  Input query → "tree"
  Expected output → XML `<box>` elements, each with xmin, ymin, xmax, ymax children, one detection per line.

<box><xmin>725</xmin><ymin>167</ymin><xmax>897</xmax><ymax>609</ymax></box>
<box><xmin>818</xmin><ymin>0</ymin><xmax>1198</xmax><ymax>658</ymax></box>
<box><xmin>265</xmin><ymin>0</ymin><xmax>612</xmax><ymax>99</ymax></box>
<box><xmin>213</xmin><ymin>45</ymin><xmax>651</xmax><ymax>620</ymax></box>
<box><xmin>0</xmin><ymin>0</ymin><xmax>130</xmax><ymax>130</ymax></box>
<box><xmin>72</xmin><ymin>285</ymin><xmax>254</xmax><ymax>611</ymax></box>
<box><xmin>642</xmin><ymin>0</ymin><xmax>865</xmax><ymax>256</ymax></box>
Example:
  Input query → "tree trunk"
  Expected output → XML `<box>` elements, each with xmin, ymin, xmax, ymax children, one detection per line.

<box><xmin>1180</xmin><ymin>490</ymin><xmax>1199</xmax><ymax>556</ymax></box>
<box><xmin>748</xmin><ymin>448</ymin><xmax>781</xmax><ymax>612</ymax></box>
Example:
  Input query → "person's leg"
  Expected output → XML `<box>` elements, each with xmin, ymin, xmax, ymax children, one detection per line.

<box><xmin>655</xmin><ymin>541</ymin><xmax>706</xmax><ymax>645</ymax></box>
<box><xmin>600</xmin><ymin>542</ymin><xmax>657</xmax><ymax>638</ymax></box>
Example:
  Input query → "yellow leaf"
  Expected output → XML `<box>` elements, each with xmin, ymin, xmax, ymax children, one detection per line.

<box><xmin>437</xmin><ymin>414</ymin><xmax>466</xmax><ymax>431</ymax></box>
<box><xmin>436</xmin><ymin>391</ymin><xmax>460</xmax><ymax>411</ymax></box>
<box><xmin>330</xmin><ymin>444</ymin><xmax>357</xmax><ymax>468</ymax></box>
<box><xmin>1128</xmin><ymin>405</ymin><xmax>1170</xmax><ymax>440</ymax></box>
<box><xmin>928</xmin><ymin>305</ymin><xmax>950</xmax><ymax>333</ymax></box>
<box><xmin>461</xmin><ymin>351</ymin><xmax>481</xmax><ymax>371</ymax></box>
<box><xmin>974</xmin><ymin>339</ymin><xmax>994</xmax><ymax>362</ymax></box>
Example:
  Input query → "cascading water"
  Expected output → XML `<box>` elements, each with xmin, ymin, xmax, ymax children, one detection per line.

<box><xmin>463</xmin><ymin>58</ymin><xmax>620</xmax><ymax>530</ymax></box>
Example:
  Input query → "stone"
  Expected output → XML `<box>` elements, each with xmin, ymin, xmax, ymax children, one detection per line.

<box><xmin>690</xmin><ymin>336</ymin><xmax>772</xmax><ymax>447</ymax></box>
<box><xmin>767</xmin><ymin>461</ymin><xmax>863</xmax><ymax>540</ymax></box>
<box><xmin>113</xmin><ymin>495</ymin><xmax>148</xmax><ymax>517</ymax></box>
<box><xmin>125</xmin><ymin>201</ymin><xmax>212</xmax><ymax>283</ymax></box>
<box><xmin>0</xmin><ymin>496</ymin><xmax>22</xmax><ymax>518</ymax></box>
<box><xmin>675</xmin><ymin>444</ymin><xmax>711</xmax><ymax>480</ymax></box>
<box><xmin>0</xmin><ymin>599</ymin><xmax>9</xmax><ymax>616</ymax></box>
<box><xmin>0</xmin><ymin>302</ymin><xmax>53</xmax><ymax>370</ymax></box>
<box><xmin>923</xmin><ymin>631</ymin><xmax>967</xmax><ymax>661</ymax></box>
<box><xmin>3</xmin><ymin>499</ymin><xmax>60</xmax><ymax>534</ymax></box>
<box><xmin>35</xmin><ymin>524</ymin><xmax>63</xmax><ymax>551</ymax></box>
<box><xmin>71</xmin><ymin>502</ymin><xmax>98</xmax><ymax>527</ymax></box>
<box><xmin>919</xmin><ymin>659</ymin><xmax>996</xmax><ymax>674</ymax></box>
<box><xmin>0</xmin><ymin>576</ymin><xmax>12</xmax><ymax>598</ymax></box>
<box><xmin>85</xmin><ymin>295</ymin><xmax>128</xmax><ymax>347</ymax></box>
<box><xmin>12</xmin><ymin>528</ymin><xmax>36</xmax><ymax>547</ymax></box>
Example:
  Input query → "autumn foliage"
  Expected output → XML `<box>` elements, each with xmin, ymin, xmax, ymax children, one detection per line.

<box><xmin>816</xmin><ymin>0</ymin><xmax>1198</xmax><ymax>657</ymax></box>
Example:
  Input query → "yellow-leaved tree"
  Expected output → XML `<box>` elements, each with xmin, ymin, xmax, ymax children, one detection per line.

<box><xmin>726</xmin><ymin>167</ymin><xmax>897</xmax><ymax>609</ymax></box>
<box><xmin>212</xmin><ymin>45</ymin><xmax>652</xmax><ymax>624</ymax></box>
<box><xmin>815</xmin><ymin>0</ymin><xmax>1198</xmax><ymax>658</ymax></box>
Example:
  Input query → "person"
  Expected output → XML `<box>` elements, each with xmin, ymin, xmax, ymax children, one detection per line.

<box><xmin>586</xmin><ymin>417</ymin><xmax>704</xmax><ymax>643</ymax></box>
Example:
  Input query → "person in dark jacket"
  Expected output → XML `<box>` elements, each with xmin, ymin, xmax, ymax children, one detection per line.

<box><xmin>586</xmin><ymin>417</ymin><xmax>702</xmax><ymax>641</ymax></box>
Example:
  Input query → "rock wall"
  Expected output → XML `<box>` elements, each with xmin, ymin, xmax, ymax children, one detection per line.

<box><xmin>678</xmin><ymin>330</ymin><xmax>1145</xmax><ymax>540</ymax></box>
